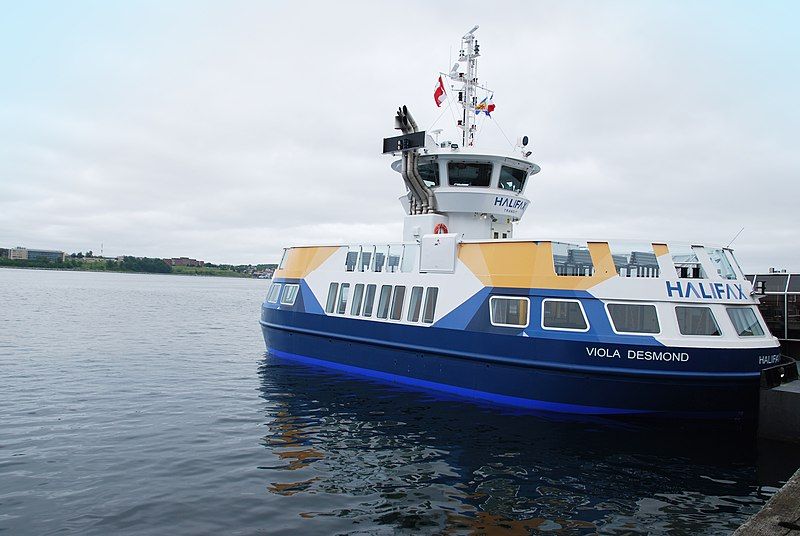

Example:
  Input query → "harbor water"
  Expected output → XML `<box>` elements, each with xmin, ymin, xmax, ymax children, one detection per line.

<box><xmin>1</xmin><ymin>268</ymin><xmax>798</xmax><ymax>535</ymax></box>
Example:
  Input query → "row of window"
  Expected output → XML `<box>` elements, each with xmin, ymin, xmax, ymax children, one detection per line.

<box><xmin>489</xmin><ymin>297</ymin><xmax>766</xmax><ymax>337</ymax></box>
<box><xmin>267</xmin><ymin>283</ymin><xmax>299</xmax><ymax>306</ymax></box>
<box><xmin>324</xmin><ymin>282</ymin><xmax>439</xmax><ymax>323</ymax></box>
<box><xmin>417</xmin><ymin>161</ymin><xmax>528</xmax><ymax>193</ymax></box>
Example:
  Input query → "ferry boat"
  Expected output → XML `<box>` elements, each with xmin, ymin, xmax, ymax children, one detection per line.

<box><xmin>261</xmin><ymin>27</ymin><xmax>782</xmax><ymax>417</ymax></box>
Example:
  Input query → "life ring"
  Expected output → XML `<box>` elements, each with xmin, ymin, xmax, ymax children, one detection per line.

<box><xmin>433</xmin><ymin>223</ymin><xmax>449</xmax><ymax>234</ymax></box>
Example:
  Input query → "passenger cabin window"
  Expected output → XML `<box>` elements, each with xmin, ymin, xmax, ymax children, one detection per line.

<box><xmin>422</xmin><ymin>287</ymin><xmax>438</xmax><ymax>323</ymax></box>
<box><xmin>498</xmin><ymin>166</ymin><xmax>527</xmax><ymax>193</ymax></box>
<box><xmin>350</xmin><ymin>284</ymin><xmax>365</xmax><ymax>316</ymax></box>
<box><xmin>727</xmin><ymin>307</ymin><xmax>765</xmax><ymax>337</ymax></box>
<box><xmin>607</xmin><ymin>303</ymin><xmax>659</xmax><ymax>334</ymax></box>
<box><xmin>707</xmin><ymin>248</ymin><xmax>737</xmax><ymax>280</ymax></box>
<box><xmin>267</xmin><ymin>283</ymin><xmax>282</xmax><ymax>304</ymax></box>
<box><xmin>448</xmin><ymin>162</ymin><xmax>492</xmax><ymax>187</ymax></box>
<box><xmin>337</xmin><ymin>283</ymin><xmax>350</xmax><ymax>314</ymax></box>
<box><xmin>390</xmin><ymin>286</ymin><xmax>406</xmax><ymax>320</ymax></box>
<box><xmin>280</xmin><ymin>284</ymin><xmax>299</xmax><ymax>306</ymax></box>
<box><xmin>676</xmin><ymin>306</ymin><xmax>721</xmax><ymax>336</ymax></box>
<box><xmin>671</xmin><ymin>245</ymin><xmax>707</xmax><ymax>279</ymax></box>
<box><xmin>418</xmin><ymin>161</ymin><xmax>439</xmax><ymax>188</ymax></box>
<box><xmin>407</xmin><ymin>286</ymin><xmax>424</xmax><ymax>322</ymax></box>
<box><xmin>325</xmin><ymin>283</ymin><xmax>339</xmax><ymax>314</ymax></box>
<box><xmin>376</xmin><ymin>285</ymin><xmax>392</xmax><ymax>319</ymax></box>
<box><xmin>363</xmin><ymin>284</ymin><xmax>377</xmax><ymax>317</ymax></box>
<box><xmin>489</xmin><ymin>297</ymin><xmax>530</xmax><ymax>328</ymax></box>
<box><xmin>542</xmin><ymin>299</ymin><xmax>589</xmax><ymax>331</ymax></box>
<box><xmin>552</xmin><ymin>241</ymin><xmax>594</xmax><ymax>276</ymax></box>
<box><xmin>609</xmin><ymin>242</ymin><xmax>660</xmax><ymax>278</ymax></box>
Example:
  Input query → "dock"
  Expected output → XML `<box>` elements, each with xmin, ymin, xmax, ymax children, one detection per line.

<box><xmin>758</xmin><ymin>357</ymin><xmax>800</xmax><ymax>444</ymax></box>
<box><xmin>734</xmin><ymin>468</ymin><xmax>800</xmax><ymax>535</ymax></box>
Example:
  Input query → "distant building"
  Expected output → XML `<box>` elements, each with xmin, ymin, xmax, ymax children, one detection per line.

<box><xmin>0</xmin><ymin>248</ymin><xmax>8</xmax><ymax>259</ymax></box>
<box><xmin>165</xmin><ymin>257</ymin><xmax>205</xmax><ymax>267</ymax></box>
<box><xmin>9</xmin><ymin>247</ymin><xmax>28</xmax><ymax>260</ymax></box>
<box><xmin>8</xmin><ymin>247</ymin><xmax>66</xmax><ymax>262</ymax></box>
<box><xmin>747</xmin><ymin>270</ymin><xmax>799</xmax><ymax>358</ymax></box>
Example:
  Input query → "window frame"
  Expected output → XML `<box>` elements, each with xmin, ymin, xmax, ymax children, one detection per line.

<box><xmin>362</xmin><ymin>284</ymin><xmax>377</xmax><ymax>317</ymax></box>
<box><xmin>447</xmin><ymin>161</ymin><xmax>493</xmax><ymax>188</ymax></box>
<box><xmin>389</xmin><ymin>285</ymin><xmax>406</xmax><ymax>321</ymax></box>
<box><xmin>726</xmin><ymin>306</ymin><xmax>766</xmax><ymax>338</ymax></box>
<box><xmin>422</xmin><ymin>287</ymin><xmax>438</xmax><ymax>324</ymax></box>
<box><xmin>407</xmin><ymin>286</ymin><xmax>424</xmax><ymax>322</ymax></box>
<box><xmin>336</xmin><ymin>283</ymin><xmax>350</xmax><ymax>314</ymax></box>
<box><xmin>489</xmin><ymin>296</ymin><xmax>531</xmax><ymax>328</ymax></box>
<box><xmin>267</xmin><ymin>283</ymin><xmax>282</xmax><ymax>304</ymax></box>
<box><xmin>604</xmin><ymin>302</ymin><xmax>661</xmax><ymax>335</ymax></box>
<box><xmin>325</xmin><ymin>282</ymin><xmax>339</xmax><ymax>314</ymax></box>
<box><xmin>675</xmin><ymin>305</ymin><xmax>722</xmax><ymax>337</ymax></box>
<box><xmin>541</xmin><ymin>298</ymin><xmax>590</xmax><ymax>333</ymax></box>
<box><xmin>280</xmin><ymin>284</ymin><xmax>300</xmax><ymax>306</ymax></box>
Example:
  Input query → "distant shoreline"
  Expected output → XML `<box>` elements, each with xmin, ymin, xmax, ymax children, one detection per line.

<box><xmin>0</xmin><ymin>264</ymin><xmax>270</xmax><ymax>279</ymax></box>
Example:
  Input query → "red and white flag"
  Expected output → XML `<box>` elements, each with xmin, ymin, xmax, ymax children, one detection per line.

<box><xmin>433</xmin><ymin>76</ymin><xmax>446</xmax><ymax>107</ymax></box>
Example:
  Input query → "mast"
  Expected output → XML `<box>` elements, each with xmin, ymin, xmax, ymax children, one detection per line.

<box><xmin>450</xmin><ymin>25</ymin><xmax>487</xmax><ymax>147</ymax></box>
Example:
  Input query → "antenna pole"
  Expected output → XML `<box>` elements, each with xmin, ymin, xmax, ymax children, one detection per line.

<box><xmin>454</xmin><ymin>26</ymin><xmax>481</xmax><ymax>147</ymax></box>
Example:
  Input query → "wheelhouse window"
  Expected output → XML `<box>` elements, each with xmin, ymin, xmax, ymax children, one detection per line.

<box><xmin>376</xmin><ymin>285</ymin><xmax>392</xmax><ymax>319</ymax></box>
<box><xmin>489</xmin><ymin>296</ymin><xmax>530</xmax><ymax>328</ymax></box>
<box><xmin>542</xmin><ymin>299</ymin><xmax>589</xmax><ymax>331</ymax></box>
<box><xmin>267</xmin><ymin>283</ymin><xmax>282</xmax><ymax>304</ymax></box>
<box><xmin>448</xmin><ymin>162</ymin><xmax>492</xmax><ymax>187</ymax></box>
<box><xmin>727</xmin><ymin>307</ymin><xmax>765</xmax><ymax>337</ymax></box>
<box><xmin>422</xmin><ymin>287</ymin><xmax>438</xmax><ymax>323</ymax></box>
<box><xmin>676</xmin><ymin>306</ymin><xmax>721</xmax><ymax>336</ymax></box>
<box><xmin>418</xmin><ymin>161</ymin><xmax>439</xmax><ymax>188</ymax></box>
<box><xmin>280</xmin><ymin>284</ymin><xmax>299</xmax><ymax>306</ymax></box>
<box><xmin>707</xmin><ymin>248</ymin><xmax>737</xmax><ymax>280</ymax></box>
<box><xmin>350</xmin><ymin>284</ymin><xmax>365</xmax><ymax>316</ymax></box>
<box><xmin>362</xmin><ymin>284</ymin><xmax>377</xmax><ymax>317</ymax></box>
<box><xmin>498</xmin><ymin>166</ymin><xmax>527</xmax><ymax>193</ymax></box>
<box><xmin>390</xmin><ymin>286</ymin><xmax>406</xmax><ymax>320</ymax></box>
<box><xmin>407</xmin><ymin>286</ymin><xmax>424</xmax><ymax>322</ymax></box>
<box><xmin>336</xmin><ymin>283</ymin><xmax>350</xmax><ymax>314</ymax></box>
<box><xmin>552</xmin><ymin>241</ymin><xmax>594</xmax><ymax>276</ymax></box>
<box><xmin>607</xmin><ymin>303</ymin><xmax>659</xmax><ymax>334</ymax></box>
<box><xmin>325</xmin><ymin>283</ymin><xmax>339</xmax><ymax>314</ymax></box>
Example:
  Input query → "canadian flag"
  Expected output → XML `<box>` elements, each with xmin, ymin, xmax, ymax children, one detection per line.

<box><xmin>433</xmin><ymin>76</ymin><xmax>446</xmax><ymax>107</ymax></box>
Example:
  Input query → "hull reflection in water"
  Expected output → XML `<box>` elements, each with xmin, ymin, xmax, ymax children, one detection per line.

<box><xmin>258</xmin><ymin>353</ymin><xmax>797</xmax><ymax>535</ymax></box>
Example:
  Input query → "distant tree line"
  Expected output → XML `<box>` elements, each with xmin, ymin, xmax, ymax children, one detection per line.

<box><xmin>118</xmin><ymin>256</ymin><xmax>172</xmax><ymax>273</ymax></box>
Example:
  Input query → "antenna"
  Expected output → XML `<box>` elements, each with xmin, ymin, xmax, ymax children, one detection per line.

<box><xmin>448</xmin><ymin>25</ymin><xmax>491</xmax><ymax>148</ymax></box>
<box><xmin>726</xmin><ymin>227</ymin><xmax>745</xmax><ymax>248</ymax></box>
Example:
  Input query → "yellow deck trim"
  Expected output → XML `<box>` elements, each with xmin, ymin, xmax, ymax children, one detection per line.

<box><xmin>275</xmin><ymin>246</ymin><xmax>340</xmax><ymax>279</ymax></box>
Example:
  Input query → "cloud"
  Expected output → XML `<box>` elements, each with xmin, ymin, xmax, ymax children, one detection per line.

<box><xmin>0</xmin><ymin>1</ymin><xmax>797</xmax><ymax>270</ymax></box>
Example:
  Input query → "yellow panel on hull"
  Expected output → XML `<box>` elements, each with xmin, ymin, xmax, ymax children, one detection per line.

<box><xmin>275</xmin><ymin>246</ymin><xmax>340</xmax><ymax>280</ymax></box>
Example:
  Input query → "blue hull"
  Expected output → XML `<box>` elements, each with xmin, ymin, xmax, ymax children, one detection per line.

<box><xmin>260</xmin><ymin>308</ymin><xmax>763</xmax><ymax>417</ymax></box>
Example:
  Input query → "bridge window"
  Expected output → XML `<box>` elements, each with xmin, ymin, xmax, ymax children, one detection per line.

<box><xmin>727</xmin><ymin>307</ymin><xmax>765</xmax><ymax>337</ymax></box>
<box><xmin>542</xmin><ymin>299</ymin><xmax>589</xmax><ymax>331</ymax></box>
<box><xmin>489</xmin><ymin>296</ymin><xmax>530</xmax><ymax>328</ymax></box>
<box><xmin>498</xmin><ymin>166</ymin><xmax>527</xmax><ymax>193</ymax></box>
<box><xmin>552</xmin><ymin>241</ymin><xmax>594</xmax><ymax>276</ymax></box>
<box><xmin>707</xmin><ymin>248</ymin><xmax>737</xmax><ymax>280</ymax></box>
<box><xmin>422</xmin><ymin>287</ymin><xmax>438</xmax><ymax>323</ymax></box>
<box><xmin>676</xmin><ymin>306</ymin><xmax>721</xmax><ymax>336</ymax></box>
<box><xmin>390</xmin><ymin>286</ymin><xmax>406</xmax><ymax>320</ymax></box>
<box><xmin>448</xmin><ymin>162</ymin><xmax>492</xmax><ymax>187</ymax></box>
<box><xmin>609</xmin><ymin>242</ymin><xmax>659</xmax><ymax>278</ymax></box>
<box><xmin>325</xmin><ymin>283</ymin><xmax>339</xmax><ymax>314</ymax></box>
<box><xmin>607</xmin><ymin>303</ymin><xmax>659</xmax><ymax>334</ymax></box>
<box><xmin>376</xmin><ymin>285</ymin><xmax>392</xmax><ymax>319</ymax></box>
<box><xmin>671</xmin><ymin>245</ymin><xmax>707</xmax><ymax>279</ymax></box>
<box><xmin>267</xmin><ymin>283</ymin><xmax>282</xmax><ymax>304</ymax></box>
<box><xmin>363</xmin><ymin>284</ymin><xmax>377</xmax><ymax>317</ymax></box>
<box><xmin>407</xmin><ymin>287</ymin><xmax>423</xmax><ymax>322</ymax></box>
<box><xmin>350</xmin><ymin>284</ymin><xmax>365</xmax><ymax>316</ymax></box>
<box><xmin>418</xmin><ymin>161</ymin><xmax>439</xmax><ymax>188</ymax></box>
<box><xmin>280</xmin><ymin>284</ymin><xmax>299</xmax><ymax>306</ymax></box>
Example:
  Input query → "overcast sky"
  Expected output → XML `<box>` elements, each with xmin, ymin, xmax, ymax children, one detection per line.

<box><xmin>1</xmin><ymin>1</ymin><xmax>797</xmax><ymax>270</ymax></box>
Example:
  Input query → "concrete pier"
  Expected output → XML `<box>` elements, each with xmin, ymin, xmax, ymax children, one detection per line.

<box><xmin>734</xmin><ymin>468</ymin><xmax>800</xmax><ymax>535</ymax></box>
<box><xmin>758</xmin><ymin>358</ymin><xmax>800</xmax><ymax>443</ymax></box>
